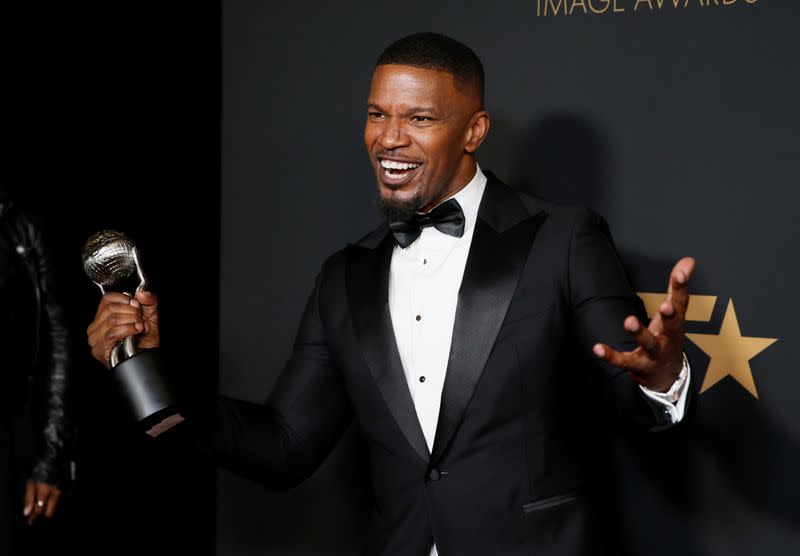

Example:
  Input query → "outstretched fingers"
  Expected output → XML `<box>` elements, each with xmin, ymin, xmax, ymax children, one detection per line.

<box><xmin>659</xmin><ymin>256</ymin><xmax>696</xmax><ymax>336</ymax></box>
<box><xmin>592</xmin><ymin>342</ymin><xmax>651</xmax><ymax>385</ymax></box>
<box><xmin>624</xmin><ymin>315</ymin><xmax>661</xmax><ymax>356</ymax></box>
<box><xmin>593</xmin><ymin>315</ymin><xmax>658</xmax><ymax>374</ymax></box>
<box><xmin>592</xmin><ymin>342</ymin><xmax>630</xmax><ymax>370</ymax></box>
<box><xmin>592</xmin><ymin>257</ymin><xmax>695</xmax><ymax>390</ymax></box>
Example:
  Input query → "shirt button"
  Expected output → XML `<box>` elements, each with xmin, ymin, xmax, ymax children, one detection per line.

<box><xmin>419</xmin><ymin>376</ymin><xmax>426</xmax><ymax>383</ymax></box>
<box><xmin>415</xmin><ymin>315</ymin><xmax>422</xmax><ymax>321</ymax></box>
<box><xmin>428</xmin><ymin>468</ymin><xmax>440</xmax><ymax>481</ymax></box>
<box><xmin>423</xmin><ymin>258</ymin><xmax>427</xmax><ymax>265</ymax></box>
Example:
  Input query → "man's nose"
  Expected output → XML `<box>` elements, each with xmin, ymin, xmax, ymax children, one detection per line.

<box><xmin>378</xmin><ymin>117</ymin><xmax>410</xmax><ymax>148</ymax></box>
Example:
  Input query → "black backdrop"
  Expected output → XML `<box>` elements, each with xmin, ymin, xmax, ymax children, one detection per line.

<box><xmin>14</xmin><ymin>3</ymin><xmax>219</xmax><ymax>554</ymax></box>
<box><xmin>15</xmin><ymin>1</ymin><xmax>799</xmax><ymax>555</ymax></box>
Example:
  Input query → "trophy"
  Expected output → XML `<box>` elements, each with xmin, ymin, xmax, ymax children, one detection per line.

<box><xmin>82</xmin><ymin>230</ymin><xmax>183</xmax><ymax>436</ymax></box>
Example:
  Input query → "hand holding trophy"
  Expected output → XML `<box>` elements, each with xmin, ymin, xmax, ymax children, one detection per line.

<box><xmin>83</xmin><ymin>230</ymin><xmax>183</xmax><ymax>436</ymax></box>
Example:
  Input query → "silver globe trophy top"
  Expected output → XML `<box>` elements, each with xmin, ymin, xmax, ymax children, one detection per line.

<box><xmin>82</xmin><ymin>229</ymin><xmax>146</xmax><ymax>294</ymax></box>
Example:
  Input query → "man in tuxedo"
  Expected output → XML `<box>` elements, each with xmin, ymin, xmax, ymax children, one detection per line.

<box><xmin>87</xmin><ymin>32</ymin><xmax>693</xmax><ymax>555</ymax></box>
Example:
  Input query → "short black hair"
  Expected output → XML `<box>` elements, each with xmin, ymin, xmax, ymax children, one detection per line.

<box><xmin>376</xmin><ymin>32</ymin><xmax>485</xmax><ymax>105</ymax></box>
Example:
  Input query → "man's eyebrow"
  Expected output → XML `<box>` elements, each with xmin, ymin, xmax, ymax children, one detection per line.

<box><xmin>366</xmin><ymin>103</ymin><xmax>438</xmax><ymax>115</ymax></box>
<box><xmin>405</xmin><ymin>106</ymin><xmax>437</xmax><ymax>114</ymax></box>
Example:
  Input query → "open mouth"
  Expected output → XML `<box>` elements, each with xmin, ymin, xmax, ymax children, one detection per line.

<box><xmin>379</xmin><ymin>158</ymin><xmax>422</xmax><ymax>186</ymax></box>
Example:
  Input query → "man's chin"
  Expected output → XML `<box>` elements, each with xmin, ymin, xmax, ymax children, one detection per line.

<box><xmin>376</xmin><ymin>189</ymin><xmax>423</xmax><ymax>222</ymax></box>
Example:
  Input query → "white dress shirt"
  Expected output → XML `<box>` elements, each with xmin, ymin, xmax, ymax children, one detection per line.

<box><xmin>387</xmin><ymin>164</ymin><xmax>689</xmax><ymax>556</ymax></box>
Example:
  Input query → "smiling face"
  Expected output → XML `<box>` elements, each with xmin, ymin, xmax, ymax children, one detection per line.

<box><xmin>364</xmin><ymin>64</ymin><xmax>489</xmax><ymax>217</ymax></box>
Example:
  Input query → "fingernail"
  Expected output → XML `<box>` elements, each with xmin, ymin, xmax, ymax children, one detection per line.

<box><xmin>593</xmin><ymin>345</ymin><xmax>605</xmax><ymax>357</ymax></box>
<box><xmin>628</xmin><ymin>321</ymin><xmax>639</xmax><ymax>333</ymax></box>
<box><xmin>676</xmin><ymin>270</ymin><xmax>686</xmax><ymax>284</ymax></box>
<box><xmin>130</xmin><ymin>299</ymin><xmax>141</xmax><ymax>308</ymax></box>
<box><xmin>135</xmin><ymin>322</ymin><xmax>144</xmax><ymax>332</ymax></box>
<box><xmin>23</xmin><ymin>507</ymin><xmax>30</xmax><ymax>516</ymax></box>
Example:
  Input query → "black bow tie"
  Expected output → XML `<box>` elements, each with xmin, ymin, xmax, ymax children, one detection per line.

<box><xmin>388</xmin><ymin>198</ymin><xmax>465</xmax><ymax>248</ymax></box>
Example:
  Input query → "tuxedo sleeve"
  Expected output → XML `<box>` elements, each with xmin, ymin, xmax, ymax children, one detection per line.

<box><xmin>165</xmin><ymin>265</ymin><xmax>353</xmax><ymax>490</ymax></box>
<box><xmin>567</xmin><ymin>209</ymin><xmax>678</xmax><ymax>430</ymax></box>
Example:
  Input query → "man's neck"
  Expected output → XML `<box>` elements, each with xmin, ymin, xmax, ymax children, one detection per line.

<box><xmin>420</xmin><ymin>162</ymin><xmax>479</xmax><ymax>213</ymax></box>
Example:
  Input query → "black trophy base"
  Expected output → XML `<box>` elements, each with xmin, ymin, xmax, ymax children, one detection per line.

<box><xmin>111</xmin><ymin>348</ymin><xmax>176</xmax><ymax>423</ymax></box>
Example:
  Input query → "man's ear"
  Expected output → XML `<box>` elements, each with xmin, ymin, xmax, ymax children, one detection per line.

<box><xmin>464</xmin><ymin>111</ymin><xmax>490</xmax><ymax>153</ymax></box>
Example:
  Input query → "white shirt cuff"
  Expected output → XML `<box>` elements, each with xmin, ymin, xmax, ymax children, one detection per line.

<box><xmin>639</xmin><ymin>353</ymin><xmax>691</xmax><ymax>424</ymax></box>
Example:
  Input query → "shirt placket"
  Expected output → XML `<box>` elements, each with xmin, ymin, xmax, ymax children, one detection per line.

<box><xmin>415</xmin><ymin>246</ymin><xmax>447</xmax><ymax>450</ymax></box>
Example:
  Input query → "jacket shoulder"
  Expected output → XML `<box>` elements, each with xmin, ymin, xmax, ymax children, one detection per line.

<box><xmin>314</xmin><ymin>221</ymin><xmax>388</xmax><ymax>279</ymax></box>
<box><xmin>484</xmin><ymin>171</ymin><xmax>608</xmax><ymax>230</ymax></box>
<box><xmin>352</xmin><ymin>221</ymin><xmax>388</xmax><ymax>249</ymax></box>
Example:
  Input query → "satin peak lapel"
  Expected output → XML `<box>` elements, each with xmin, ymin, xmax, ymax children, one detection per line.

<box><xmin>431</xmin><ymin>181</ymin><xmax>546</xmax><ymax>464</ymax></box>
<box><xmin>347</xmin><ymin>232</ymin><xmax>430</xmax><ymax>464</ymax></box>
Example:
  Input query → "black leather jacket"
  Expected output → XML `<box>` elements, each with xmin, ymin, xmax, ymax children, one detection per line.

<box><xmin>0</xmin><ymin>198</ymin><xmax>71</xmax><ymax>486</ymax></box>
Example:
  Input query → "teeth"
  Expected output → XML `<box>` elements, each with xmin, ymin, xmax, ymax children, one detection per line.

<box><xmin>380</xmin><ymin>159</ymin><xmax>420</xmax><ymax>170</ymax></box>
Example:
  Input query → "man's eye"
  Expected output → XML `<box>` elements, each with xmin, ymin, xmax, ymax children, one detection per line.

<box><xmin>368</xmin><ymin>112</ymin><xmax>385</xmax><ymax>120</ymax></box>
<box><xmin>410</xmin><ymin>116</ymin><xmax>431</xmax><ymax>122</ymax></box>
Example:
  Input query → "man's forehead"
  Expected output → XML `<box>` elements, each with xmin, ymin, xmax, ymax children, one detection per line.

<box><xmin>371</xmin><ymin>64</ymin><xmax>457</xmax><ymax>86</ymax></box>
<box><xmin>374</xmin><ymin>62</ymin><xmax>453</xmax><ymax>76</ymax></box>
<box><xmin>368</xmin><ymin>64</ymin><xmax>467</xmax><ymax>102</ymax></box>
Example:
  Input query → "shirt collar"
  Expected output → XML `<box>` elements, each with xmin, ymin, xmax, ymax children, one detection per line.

<box><xmin>450</xmin><ymin>163</ymin><xmax>486</xmax><ymax>229</ymax></box>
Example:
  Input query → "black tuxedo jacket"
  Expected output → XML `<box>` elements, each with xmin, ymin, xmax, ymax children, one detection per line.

<box><xmin>207</xmin><ymin>172</ymin><xmax>673</xmax><ymax>555</ymax></box>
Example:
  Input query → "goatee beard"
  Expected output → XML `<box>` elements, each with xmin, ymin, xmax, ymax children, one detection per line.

<box><xmin>377</xmin><ymin>191</ymin><xmax>423</xmax><ymax>222</ymax></box>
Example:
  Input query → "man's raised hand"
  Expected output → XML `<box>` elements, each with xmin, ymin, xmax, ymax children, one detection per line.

<box><xmin>592</xmin><ymin>257</ymin><xmax>696</xmax><ymax>392</ymax></box>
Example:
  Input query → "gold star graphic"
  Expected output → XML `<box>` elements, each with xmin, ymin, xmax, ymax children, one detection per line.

<box><xmin>687</xmin><ymin>298</ymin><xmax>777</xmax><ymax>399</ymax></box>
